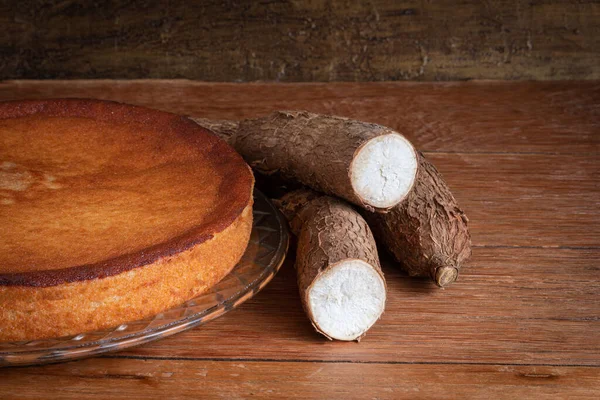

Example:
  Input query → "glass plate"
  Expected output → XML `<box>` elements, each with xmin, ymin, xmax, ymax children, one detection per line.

<box><xmin>0</xmin><ymin>190</ymin><xmax>289</xmax><ymax>367</ymax></box>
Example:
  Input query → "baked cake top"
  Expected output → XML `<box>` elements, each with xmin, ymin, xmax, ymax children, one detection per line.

<box><xmin>0</xmin><ymin>99</ymin><xmax>253</xmax><ymax>287</ymax></box>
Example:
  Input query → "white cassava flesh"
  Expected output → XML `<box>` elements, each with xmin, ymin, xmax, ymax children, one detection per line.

<box><xmin>351</xmin><ymin>134</ymin><xmax>417</xmax><ymax>209</ymax></box>
<box><xmin>308</xmin><ymin>260</ymin><xmax>386</xmax><ymax>341</ymax></box>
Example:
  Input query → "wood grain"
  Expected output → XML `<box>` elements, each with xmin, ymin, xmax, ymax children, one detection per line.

<box><xmin>1</xmin><ymin>80</ymin><xmax>598</xmax><ymax>154</ymax></box>
<box><xmin>1</xmin><ymin>1</ymin><xmax>599</xmax><ymax>81</ymax></box>
<box><xmin>1</xmin><ymin>358</ymin><xmax>598</xmax><ymax>400</ymax></box>
<box><xmin>114</xmin><ymin>248</ymin><xmax>600</xmax><ymax>366</ymax></box>
<box><xmin>0</xmin><ymin>80</ymin><xmax>598</xmax><ymax>399</ymax></box>
<box><xmin>430</xmin><ymin>153</ymin><xmax>600</xmax><ymax>247</ymax></box>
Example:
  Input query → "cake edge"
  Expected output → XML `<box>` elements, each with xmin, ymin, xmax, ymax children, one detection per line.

<box><xmin>0</xmin><ymin>200</ymin><xmax>253</xmax><ymax>342</ymax></box>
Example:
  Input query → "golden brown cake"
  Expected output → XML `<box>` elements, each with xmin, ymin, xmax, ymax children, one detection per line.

<box><xmin>0</xmin><ymin>99</ymin><xmax>254</xmax><ymax>341</ymax></box>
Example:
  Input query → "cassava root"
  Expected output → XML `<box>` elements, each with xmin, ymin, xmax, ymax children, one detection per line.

<box><xmin>276</xmin><ymin>189</ymin><xmax>386</xmax><ymax>341</ymax></box>
<box><xmin>194</xmin><ymin>111</ymin><xmax>418</xmax><ymax>212</ymax></box>
<box><xmin>193</xmin><ymin>111</ymin><xmax>471</xmax><ymax>287</ymax></box>
<box><xmin>362</xmin><ymin>153</ymin><xmax>471</xmax><ymax>287</ymax></box>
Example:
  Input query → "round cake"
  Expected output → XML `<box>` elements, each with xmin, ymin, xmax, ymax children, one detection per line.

<box><xmin>0</xmin><ymin>99</ymin><xmax>254</xmax><ymax>341</ymax></box>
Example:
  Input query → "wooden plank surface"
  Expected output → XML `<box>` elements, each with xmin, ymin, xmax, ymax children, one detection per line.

<box><xmin>1</xmin><ymin>80</ymin><xmax>598</xmax><ymax>154</ymax></box>
<box><xmin>431</xmin><ymin>153</ymin><xmax>599</xmax><ymax>247</ymax></box>
<box><xmin>0</xmin><ymin>80</ymin><xmax>598</xmax><ymax>398</ymax></box>
<box><xmin>117</xmin><ymin>248</ymin><xmax>600</xmax><ymax>366</ymax></box>
<box><xmin>1</xmin><ymin>358</ymin><xmax>599</xmax><ymax>400</ymax></box>
<box><xmin>1</xmin><ymin>1</ymin><xmax>599</xmax><ymax>81</ymax></box>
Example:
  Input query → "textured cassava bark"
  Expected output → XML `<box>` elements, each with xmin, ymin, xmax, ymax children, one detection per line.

<box><xmin>277</xmin><ymin>190</ymin><xmax>386</xmax><ymax>341</ymax></box>
<box><xmin>197</xmin><ymin>111</ymin><xmax>416</xmax><ymax>212</ymax></box>
<box><xmin>364</xmin><ymin>153</ymin><xmax>472</xmax><ymax>287</ymax></box>
<box><xmin>273</xmin><ymin>189</ymin><xmax>322</xmax><ymax>236</ymax></box>
<box><xmin>193</xmin><ymin>118</ymin><xmax>239</xmax><ymax>142</ymax></box>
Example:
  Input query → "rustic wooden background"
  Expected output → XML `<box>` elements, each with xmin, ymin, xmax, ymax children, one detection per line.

<box><xmin>1</xmin><ymin>0</ymin><xmax>599</xmax><ymax>81</ymax></box>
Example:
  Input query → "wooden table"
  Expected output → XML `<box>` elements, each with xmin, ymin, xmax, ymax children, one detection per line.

<box><xmin>0</xmin><ymin>81</ymin><xmax>598</xmax><ymax>399</ymax></box>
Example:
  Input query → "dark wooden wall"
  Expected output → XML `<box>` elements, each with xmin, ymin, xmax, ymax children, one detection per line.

<box><xmin>1</xmin><ymin>0</ymin><xmax>599</xmax><ymax>81</ymax></box>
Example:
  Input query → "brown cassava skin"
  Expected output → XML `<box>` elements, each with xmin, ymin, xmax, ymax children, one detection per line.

<box><xmin>193</xmin><ymin>114</ymin><xmax>471</xmax><ymax>287</ymax></box>
<box><xmin>192</xmin><ymin>118</ymin><xmax>239</xmax><ymax>141</ymax></box>
<box><xmin>273</xmin><ymin>189</ymin><xmax>322</xmax><ymax>235</ymax></box>
<box><xmin>363</xmin><ymin>153</ymin><xmax>471</xmax><ymax>287</ymax></box>
<box><xmin>278</xmin><ymin>190</ymin><xmax>385</xmax><ymax>341</ymax></box>
<box><xmin>197</xmin><ymin>111</ymin><xmax>409</xmax><ymax>212</ymax></box>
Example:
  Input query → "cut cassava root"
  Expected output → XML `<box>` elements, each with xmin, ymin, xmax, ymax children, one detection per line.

<box><xmin>193</xmin><ymin>112</ymin><xmax>471</xmax><ymax>287</ymax></box>
<box><xmin>194</xmin><ymin>111</ymin><xmax>418</xmax><ymax>212</ymax></box>
<box><xmin>276</xmin><ymin>190</ymin><xmax>386</xmax><ymax>341</ymax></box>
<box><xmin>362</xmin><ymin>153</ymin><xmax>471</xmax><ymax>287</ymax></box>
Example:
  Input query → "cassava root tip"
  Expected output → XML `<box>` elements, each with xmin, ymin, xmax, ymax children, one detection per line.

<box><xmin>435</xmin><ymin>266</ymin><xmax>459</xmax><ymax>288</ymax></box>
